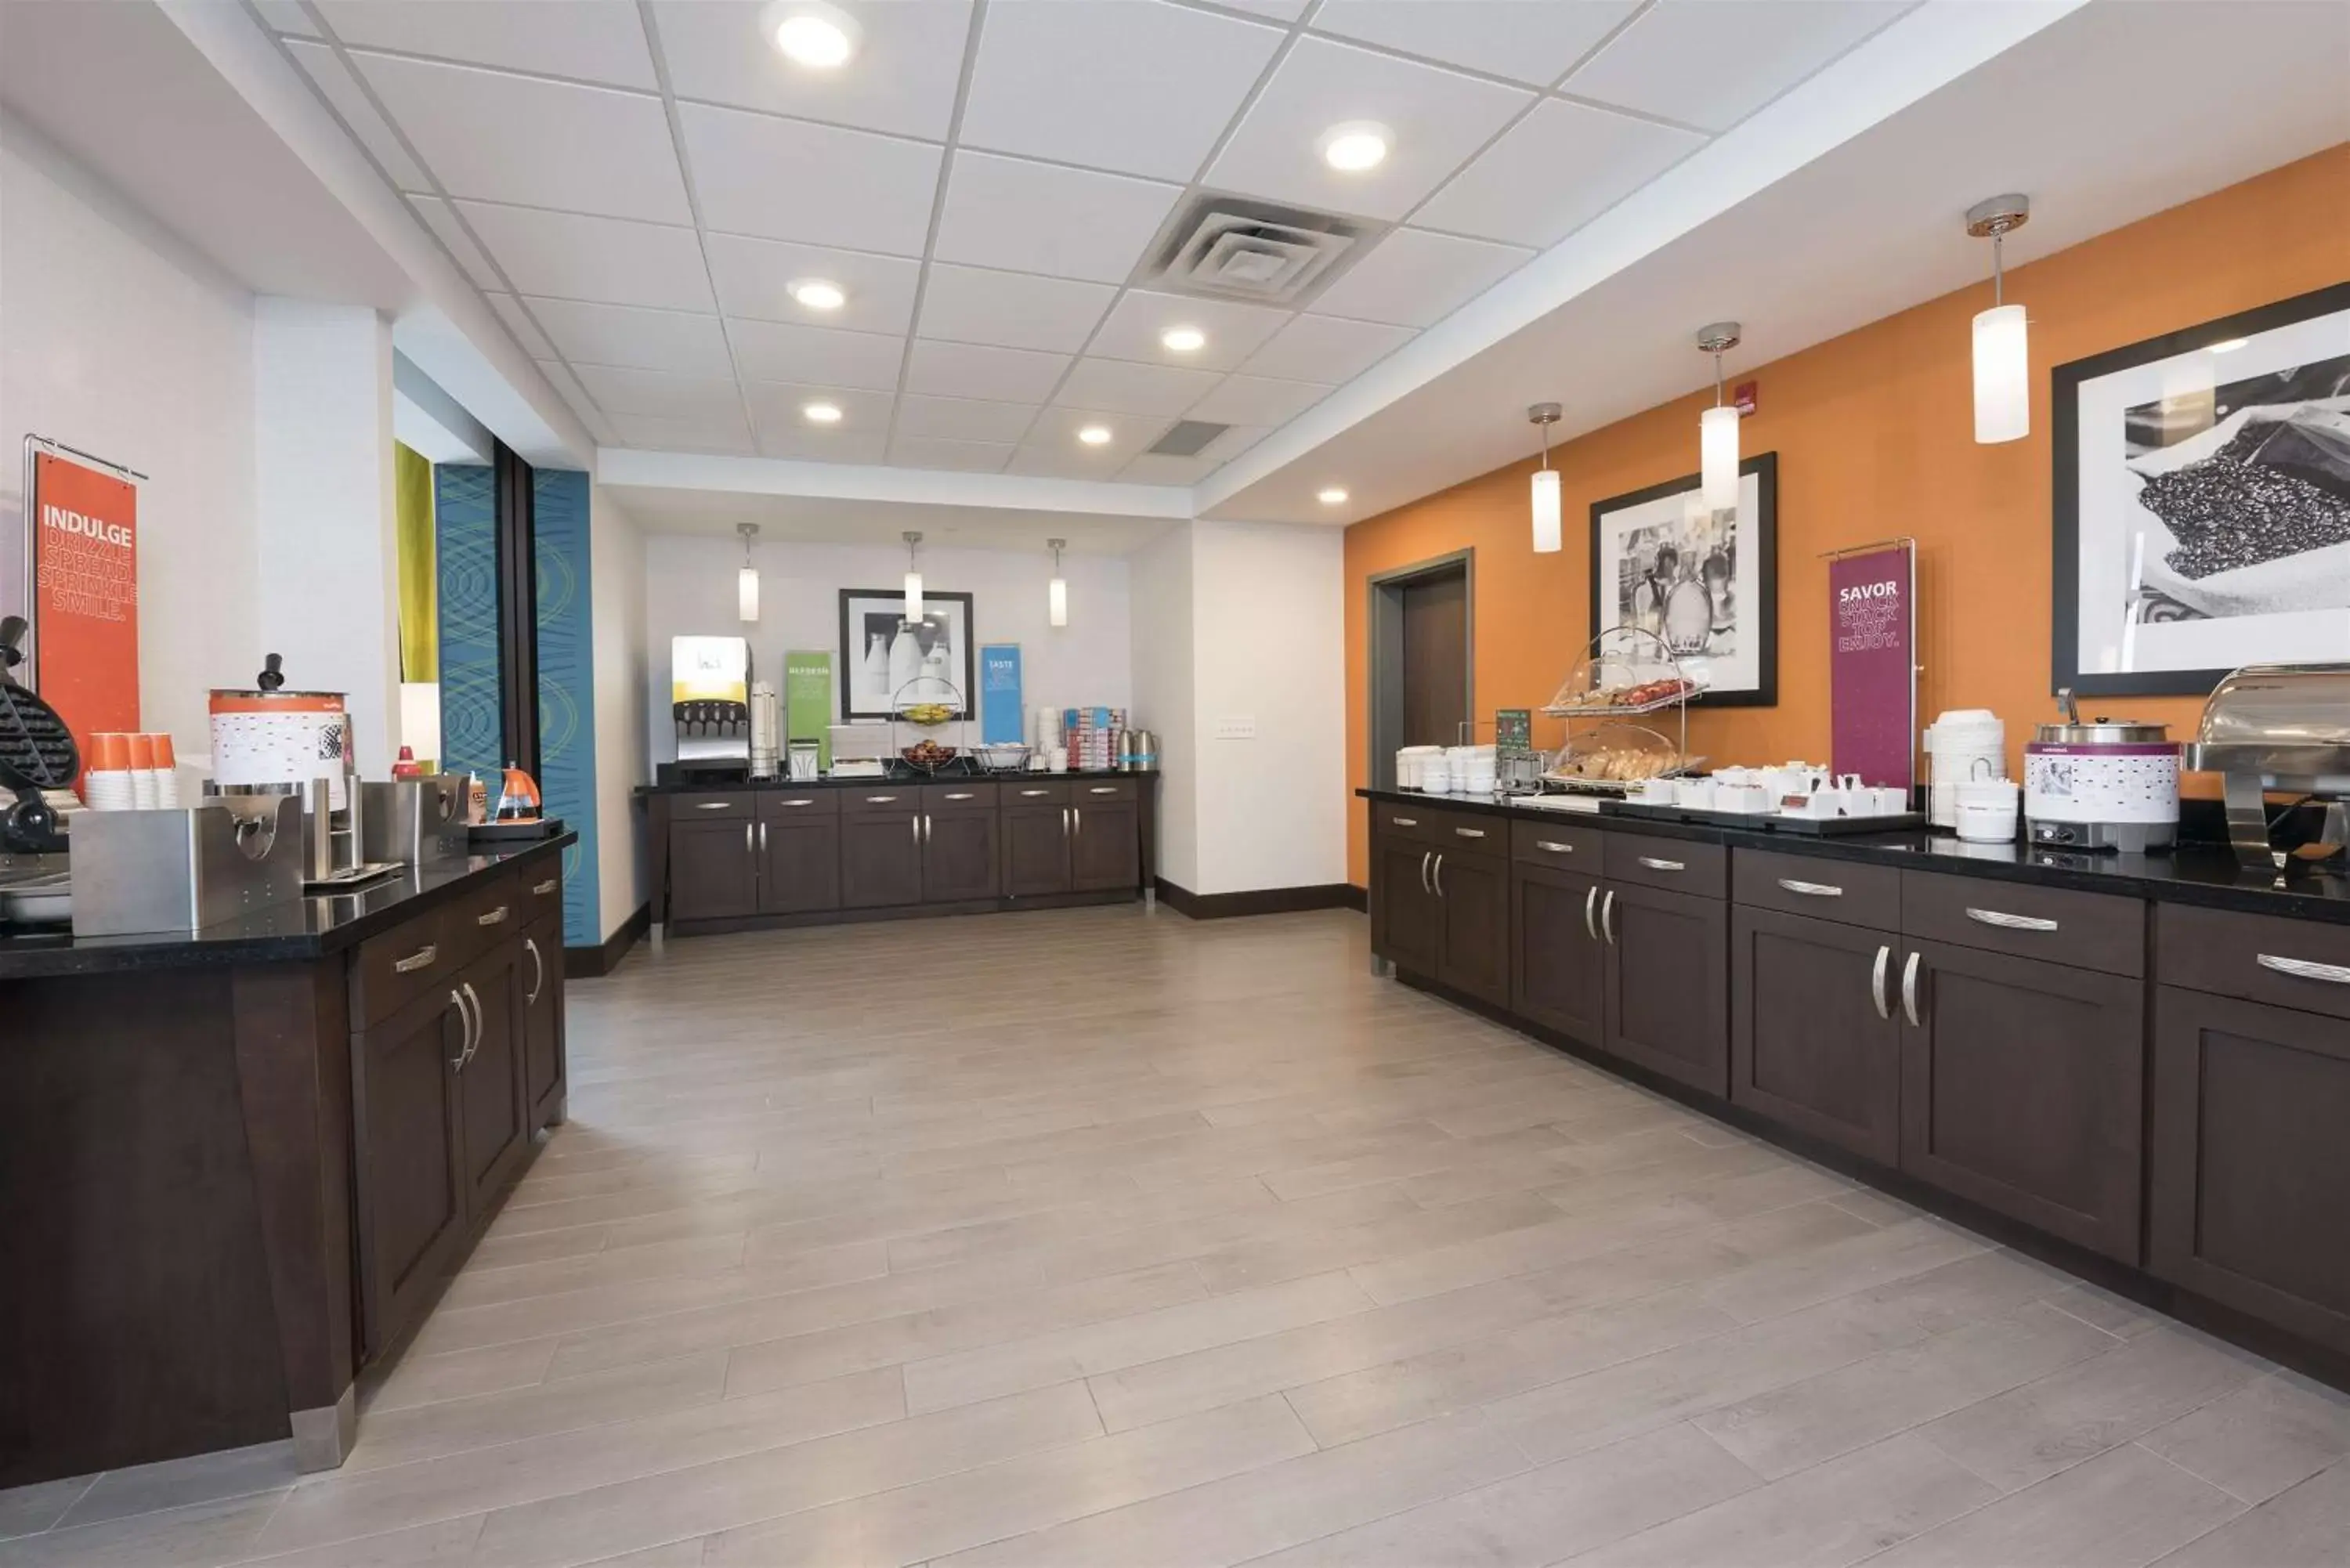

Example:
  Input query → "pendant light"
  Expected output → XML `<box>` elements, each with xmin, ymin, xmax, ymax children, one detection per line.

<box><xmin>902</xmin><ymin>529</ymin><xmax>924</xmax><ymax>622</ymax></box>
<box><xmin>736</xmin><ymin>522</ymin><xmax>760</xmax><ymax>623</ymax></box>
<box><xmin>1696</xmin><ymin>322</ymin><xmax>1741</xmax><ymax>515</ymax></box>
<box><xmin>1527</xmin><ymin>403</ymin><xmax>1562</xmax><ymax>554</ymax></box>
<box><xmin>1047</xmin><ymin>537</ymin><xmax>1068</xmax><ymax>627</ymax></box>
<box><xmin>1967</xmin><ymin>194</ymin><xmax>2030</xmax><ymax>444</ymax></box>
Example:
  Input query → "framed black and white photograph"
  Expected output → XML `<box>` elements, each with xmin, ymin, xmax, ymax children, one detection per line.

<box><xmin>2053</xmin><ymin>280</ymin><xmax>2350</xmax><ymax>697</ymax></box>
<box><xmin>1589</xmin><ymin>452</ymin><xmax>1777</xmax><ymax>706</ymax></box>
<box><xmin>837</xmin><ymin>590</ymin><xmax>974</xmax><ymax>721</ymax></box>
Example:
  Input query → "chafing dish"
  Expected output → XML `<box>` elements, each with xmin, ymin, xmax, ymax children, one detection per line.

<box><xmin>2183</xmin><ymin>663</ymin><xmax>2350</xmax><ymax>869</ymax></box>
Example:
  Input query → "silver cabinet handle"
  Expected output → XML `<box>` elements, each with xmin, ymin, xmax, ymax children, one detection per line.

<box><xmin>780</xmin><ymin>798</ymin><xmax>813</xmax><ymax>807</ymax></box>
<box><xmin>533</xmin><ymin>876</ymin><xmax>559</xmax><ymax>895</ymax></box>
<box><xmin>693</xmin><ymin>800</ymin><xmax>733</xmax><ymax>811</ymax></box>
<box><xmin>1073</xmin><ymin>807</ymin><xmax>1082</xmax><ymax>834</ymax></box>
<box><xmin>446</xmin><ymin>989</ymin><xmax>469</xmax><ymax>1070</ymax></box>
<box><xmin>1778</xmin><ymin>877</ymin><xmax>1842</xmax><ymax>898</ymax></box>
<box><xmin>924</xmin><ymin>814</ymin><xmax>933</xmax><ymax>844</ymax></box>
<box><xmin>476</xmin><ymin>905</ymin><xmax>510</xmax><ymax>927</ymax></box>
<box><xmin>1419</xmin><ymin>851</ymin><xmax>1431</xmax><ymax>894</ymax></box>
<box><xmin>524</xmin><ymin>937</ymin><xmax>544</xmax><ymax>1004</ymax></box>
<box><xmin>1022</xmin><ymin>789</ymin><xmax>1052</xmax><ymax>798</ymax></box>
<box><xmin>1583</xmin><ymin>885</ymin><xmax>1599</xmax><ymax>941</ymax></box>
<box><xmin>911</xmin><ymin>816</ymin><xmax>920</xmax><ymax>850</ymax></box>
<box><xmin>1900</xmin><ymin>951</ymin><xmax>1922</xmax><ymax>1027</ymax></box>
<box><xmin>758</xmin><ymin>821</ymin><xmax>768</xmax><ymax>855</ymax></box>
<box><xmin>1061</xmin><ymin>807</ymin><xmax>1071</xmax><ymax>836</ymax></box>
<box><xmin>1454</xmin><ymin>827</ymin><xmax>1486</xmax><ymax>840</ymax></box>
<box><xmin>945</xmin><ymin>792</ymin><xmax>974</xmax><ymax>800</ymax></box>
<box><xmin>1535</xmin><ymin>840</ymin><xmax>1574</xmax><ymax>854</ymax></box>
<box><xmin>1601</xmin><ymin>888</ymin><xmax>1617</xmax><ymax>944</ymax></box>
<box><xmin>1391</xmin><ymin>816</ymin><xmax>1419</xmax><ymax>828</ymax></box>
<box><xmin>1432</xmin><ymin>854</ymin><xmax>1444</xmax><ymax>898</ymax></box>
<box><xmin>744</xmin><ymin>822</ymin><xmax>753</xmax><ymax>857</ymax></box>
<box><xmin>1637</xmin><ymin>856</ymin><xmax>1684</xmax><ymax>873</ymax></box>
<box><xmin>1871</xmin><ymin>945</ymin><xmax>1890</xmax><ymax>1021</ymax></box>
<box><xmin>394</xmin><ymin>943</ymin><xmax>438</xmax><ymax>974</ymax></box>
<box><xmin>461</xmin><ymin>983</ymin><xmax>484</xmax><ymax>1070</ymax></box>
<box><xmin>867</xmin><ymin>794</ymin><xmax>898</xmax><ymax>803</ymax></box>
<box><xmin>1965</xmin><ymin>907</ymin><xmax>2057</xmax><ymax>933</ymax></box>
<box><xmin>2257</xmin><ymin>953</ymin><xmax>2350</xmax><ymax>985</ymax></box>
<box><xmin>1090</xmin><ymin>786</ymin><xmax>1117</xmax><ymax>795</ymax></box>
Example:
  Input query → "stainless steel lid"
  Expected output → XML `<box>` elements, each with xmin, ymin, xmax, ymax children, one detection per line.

<box><xmin>2033</xmin><ymin>720</ymin><xmax>2170</xmax><ymax>745</ymax></box>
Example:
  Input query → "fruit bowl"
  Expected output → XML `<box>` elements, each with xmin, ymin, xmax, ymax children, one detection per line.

<box><xmin>900</xmin><ymin>740</ymin><xmax>958</xmax><ymax>772</ymax></box>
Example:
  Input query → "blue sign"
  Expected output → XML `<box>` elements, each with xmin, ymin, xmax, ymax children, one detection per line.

<box><xmin>980</xmin><ymin>643</ymin><xmax>1023</xmax><ymax>744</ymax></box>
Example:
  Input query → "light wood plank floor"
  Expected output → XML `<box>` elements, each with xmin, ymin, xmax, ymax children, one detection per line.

<box><xmin>7</xmin><ymin>905</ymin><xmax>2348</xmax><ymax>1567</ymax></box>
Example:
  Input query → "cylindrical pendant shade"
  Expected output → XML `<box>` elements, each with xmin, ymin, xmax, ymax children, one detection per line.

<box><xmin>1048</xmin><ymin>576</ymin><xmax>1068</xmax><ymax>627</ymax></box>
<box><xmin>1972</xmin><ymin>303</ymin><xmax>2030</xmax><ymax>443</ymax></box>
<box><xmin>1530</xmin><ymin>469</ymin><xmax>1561</xmax><ymax>554</ymax></box>
<box><xmin>1699</xmin><ymin>405</ymin><xmax>1740</xmax><ymax>513</ymax></box>
<box><xmin>738</xmin><ymin>565</ymin><xmax>759</xmax><ymax>623</ymax></box>
<box><xmin>903</xmin><ymin>570</ymin><xmax>923</xmax><ymax>623</ymax></box>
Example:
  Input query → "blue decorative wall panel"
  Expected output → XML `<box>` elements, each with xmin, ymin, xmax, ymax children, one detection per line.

<box><xmin>434</xmin><ymin>464</ymin><xmax>501</xmax><ymax>785</ymax></box>
<box><xmin>533</xmin><ymin>469</ymin><xmax>600</xmax><ymax>948</ymax></box>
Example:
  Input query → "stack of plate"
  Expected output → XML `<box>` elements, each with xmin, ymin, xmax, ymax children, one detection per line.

<box><xmin>1923</xmin><ymin>710</ymin><xmax>2005</xmax><ymax>829</ymax></box>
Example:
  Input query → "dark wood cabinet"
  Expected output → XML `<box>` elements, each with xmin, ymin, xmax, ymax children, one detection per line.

<box><xmin>1897</xmin><ymin>939</ymin><xmax>2144</xmax><ymax>1263</ymax></box>
<box><xmin>1602</xmin><ymin>880</ymin><xmax>1730</xmax><ymax>1097</ymax></box>
<box><xmin>757</xmin><ymin>815</ymin><xmax>841</xmax><ymax>914</ymax></box>
<box><xmin>454</xmin><ymin>943</ymin><xmax>530</xmax><ymax>1220</ymax></box>
<box><xmin>1003</xmin><ymin>803</ymin><xmax>1072</xmax><ymax>897</ymax></box>
<box><xmin>1731</xmin><ymin>905</ymin><xmax>1901</xmax><ymax>1165</ymax></box>
<box><xmin>923</xmin><ymin>809</ymin><xmax>1001</xmax><ymax>902</ymax></box>
<box><xmin>1433</xmin><ymin>849</ymin><xmax>1509</xmax><ymax>1006</ymax></box>
<box><xmin>2152</xmin><ymin>985</ymin><xmax>2350</xmax><ymax>1354</ymax></box>
<box><xmin>520</xmin><ymin>923</ymin><xmax>565</xmax><ymax>1130</ymax></box>
<box><xmin>1511</xmin><ymin>862</ymin><xmax>1603</xmax><ymax>1044</ymax></box>
<box><xmin>352</xmin><ymin>981</ymin><xmax>468</xmax><ymax>1358</ymax></box>
<box><xmin>1070</xmin><ymin>799</ymin><xmax>1141</xmax><ymax>892</ymax></box>
<box><xmin>840</xmin><ymin>810</ymin><xmax>925</xmax><ymax>909</ymax></box>
<box><xmin>1374</xmin><ymin>836</ymin><xmax>1443</xmax><ymax>977</ymax></box>
<box><xmin>668</xmin><ymin>818</ymin><xmax>759</xmax><ymax>923</ymax></box>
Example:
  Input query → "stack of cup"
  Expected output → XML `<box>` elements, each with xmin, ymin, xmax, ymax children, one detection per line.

<box><xmin>1923</xmin><ymin>710</ymin><xmax>2005</xmax><ymax>829</ymax></box>
<box><xmin>1955</xmin><ymin>777</ymin><xmax>2021</xmax><ymax>843</ymax></box>
<box><xmin>1448</xmin><ymin>744</ymin><xmax>1497</xmax><ymax>794</ymax></box>
<box><xmin>147</xmin><ymin>733</ymin><xmax>180</xmax><ymax>807</ymax></box>
<box><xmin>82</xmin><ymin>732</ymin><xmax>136</xmax><ymax>810</ymax></box>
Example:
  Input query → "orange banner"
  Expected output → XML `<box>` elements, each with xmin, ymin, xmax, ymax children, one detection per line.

<box><xmin>32</xmin><ymin>451</ymin><xmax>141</xmax><ymax>771</ymax></box>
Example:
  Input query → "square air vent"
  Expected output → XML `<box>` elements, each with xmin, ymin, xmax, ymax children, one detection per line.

<box><xmin>1148</xmin><ymin>420</ymin><xmax>1228</xmax><ymax>457</ymax></box>
<box><xmin>1150</xmin><ymin>194</ymin><xmax>1373</xmax><ymax>308</ymax></box>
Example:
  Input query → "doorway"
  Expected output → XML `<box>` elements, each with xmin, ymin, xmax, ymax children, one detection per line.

<box><xmin>1368</xmin><ymin>550</ymin><xmax>1473</xmax><ymax>787</ymax></box>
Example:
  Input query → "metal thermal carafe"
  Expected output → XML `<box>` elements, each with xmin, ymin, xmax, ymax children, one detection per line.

<box><xmin>672</xmin><ymin>635</ymin><xmax>752</xmax><ymax>779</ymax></box>
<box><xmin>2185</xmin><ymin>662</ymin><xmax>2350</xmax><ymax>871</ymax></box>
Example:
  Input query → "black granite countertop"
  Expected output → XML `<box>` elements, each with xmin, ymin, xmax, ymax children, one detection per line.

<box><xmin>0</xmin><ymin>834</ymin><xmax>574</xmax><ymax>981</ymax></box>
<box><xmin>1358</xmin><ymin>787</ymin><xmax>2350</xmax><ymax>926</ymax></box>
<box><xmin>639</xmin><ymin>768</ymin><xmax>1153</xmax><ymax>795</ymax></box>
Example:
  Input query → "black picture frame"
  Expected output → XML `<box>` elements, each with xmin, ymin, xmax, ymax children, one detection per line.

<box><xmin>837</xmin><ymin>589</ymin><xmax>975</xmax><ymax>721</ymax></box>
<box><xmin>2052</xmin><ymin>280</ymin><xmax>2350</xmax><ymax>699</ymax></box>
<box><xmin>1588</xmin><ymin>451</ymin><xmax>1778</xmax><ymax>708</ymax></box>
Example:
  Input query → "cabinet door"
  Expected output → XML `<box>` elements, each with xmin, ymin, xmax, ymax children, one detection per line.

<box><xmin>1434</xmin><ymin>850</ymin><xmax>1509</xmax><ymax>1006</ymax></box>
<box><xmin>1603</xmin><ymin>880</ymin><xmax>1730</xmax><ymax>1098</ymax></box>
<box><xmin>1374</xmin><ymin>836</ymin><xmax>1443</xmax><ymax>977</ymax></box>
<box><xmin>1003</xmin><ymin>804</ymin><xmax>1072</xmax><ymax>897</ymax></box>
<box><xmin>1070</xmin><ymin>800</ymin><xmax>1141</xmax><ymax>892</ymax></box>
<box><xmin>456</xmin><ymin>944</ymin><xmax>531</xmax><ymax>1219</ymax></box>
<box><xmin>520</xmin><ymin>922</ymin><xmax>566</xmax><ymax>1131</ymax></box>
<box><xmin>1512</xmin><ymin>862</ymin><xmax>1603</xmax><ymax>1045</ymax></box>
<box><xmin>923</xmin><ymin>809</ymin><xmax>1001</xmax><ymax>902</ymax></box>
<box><xmin>757</xmin><ymin>816</ymin><xmax>841</xmax><ymax>915</ymax></box>
<box><xmin>2151</xmin><ymin>986</ymin><xmax>2350</xmax><ymax>1354</ymax></box>
<box><xmin>1732</xmin><ymin>906</ymin><xmax>1901</xmax><ymax>1165</ymax></box>
<box><xmin>840</xmin><ymin>811</ymin><xmax>924</xmax><ymax>909</ymax></box>
<box><xmin>667</xmin><ymin>819</ymin><xmax>758</xmax><ymax>923</ymax></box>
<box><xmin>1898</xmin><ymin>940</ymin><xmax>2144</xmax><ymax>1263</ymax></box>
<box><xmin>353</xmin><ymin>983</ymin><xmax>468</xmax><ymax>1356</ymax></box>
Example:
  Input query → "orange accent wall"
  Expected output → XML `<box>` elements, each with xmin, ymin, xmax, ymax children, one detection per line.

<box><xmin>1343</xmin><ymin>144</ymin><xmax>2350</xmax><ymax>886</ymax></box>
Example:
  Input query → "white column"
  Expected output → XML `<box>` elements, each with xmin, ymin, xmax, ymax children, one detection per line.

<box><xmin>251</xmin><ymin>298</ymin><xmax>399</xmax><ymax>774</ymax></box>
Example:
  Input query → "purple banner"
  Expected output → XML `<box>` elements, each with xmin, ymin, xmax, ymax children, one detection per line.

<box><xmin>1830</xmin><ymin>545</ymin><xmax>1914</xmax><ymax>790</ymax></box>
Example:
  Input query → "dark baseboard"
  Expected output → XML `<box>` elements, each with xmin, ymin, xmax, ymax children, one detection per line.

<box><xmin>566</xmin><ymin>902</ymin><xmax>649</xmax><ymax>978</ymax></box>
<box><xmin>667</xmin><ymin>888</ymin><xmax>1137</xmax><ymax>939</ymax></box>
<box><xmin>1156</xmin><ymin>880</ymin><xmax>1368</xmax><ymax>919</ymax></box>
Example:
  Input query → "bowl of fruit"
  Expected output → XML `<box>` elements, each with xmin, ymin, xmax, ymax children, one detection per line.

<box><xmin>898</xmin><ymin>701</ymin><xmax>956</xmax><ymax>727</ymax></box>
<box><xmin>900</xmin><ymin>739</ymin><xmax>958</xmax><ymax>772</ymax></box>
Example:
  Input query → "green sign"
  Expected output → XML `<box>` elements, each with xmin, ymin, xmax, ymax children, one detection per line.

<box><xmin>1495</xmin><ymin>708</ymin><xmax>1532</xmax><ymax>757</ymax></box>
<box><xmin>785</xmin><ymin>650</ymin><xmax>833</xmax><ymax>768</ymax></box>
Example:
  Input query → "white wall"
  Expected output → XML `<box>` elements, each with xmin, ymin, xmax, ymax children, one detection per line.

<box><xmin>0</xmin><ymin>110</ymin><xmax>257</xmax><ymax>756</ymax></box>
<box><xmin>591</xmin><ymin>483</ymin><xmax>649</xmax><ymax>938</ymax></box>
<box><xmin>641</xmin><ymin>535</ymin><xmax>1137</xmax><ymax>764</ymax></box>
<box><xmin>1128</xmin><ymin>524</ymin><xmax>1197</xmax><ymax>891</ymax></box>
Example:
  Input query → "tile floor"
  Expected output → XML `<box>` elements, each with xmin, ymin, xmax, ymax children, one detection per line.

<box><xmin>4</xmin><ymin>905</ymin><xmax>2348</xmax><ymax>1566</ymax></box>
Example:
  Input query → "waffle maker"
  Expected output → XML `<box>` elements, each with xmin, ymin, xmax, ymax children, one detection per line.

<box><xmin>0</xmin><ymin>615</ymin><xmax>76</xmax><ymax>854</ymax></box>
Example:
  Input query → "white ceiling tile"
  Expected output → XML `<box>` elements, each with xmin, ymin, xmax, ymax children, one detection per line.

<box><xmin>455</xmin><ymin>201</ymin><xmax>714</xmax><ymax>310</ymax></box>
<box><xmin>574</xmin><ymin>364</ymin><xmax>744</xmax><ymax>421</ymax></box>
<box><xmin>1307</xmin><ymin>226</ymin><xmax>1531</xmax><ymax>327</ymax></box>
<box><xmin>1054</xmin><ymin>358</ymin><xmax>1222</xmax><ymax>417</ymax></box>
<box><xmin>758</xmin><ymin>428</ymin><xmax>891</xmax><ymax>462</ymax></box>
<box><xmin>1202</xmin><ymin>423</ymin><xmax>1272</xmax><ymax>461</ymax></box>
<box><xmin>679</xmin><ymin>102</ymin><xmax>941</xmax><ymax>256</ymax></box>
<box><xmin>895</xmin><ymin>394</ymin><xmax>1040</xmax><ymax>443</ymax></box>
<box><xmin>1311</xmin><ymin>0</ymin><xmax>1640</xmax><ymax>87</ymax></box>
<box><xmin>407</xmin><ymin>195</ymin><xmax>501</xmax><ymax>288</ymax></box>
<box><xmin>1213</xmin><ymin>0</ymin><xmax>1311</xmax><ymax>21</ymax></box>
<box><xmin>905</xmin><ymin>339</ymin><xmax>1072</xmax><ymax>403</ymax></box>
<box><xmin>1206</xmin><ymin>36</ymin><xmax>1533</xmax><ymax>222</ymax></box>
<box><xmin>649</xmin><ymin>0</ymin><xmax>974</xmax><ymax>140</ymax></box>
<box><xmin>1565</xmin><ymin>0</ymin><xmax>1915</xmax><ymax>132</ymax></box>
<box><xmin>352</xmin><ymin>52</ymin><xmax>689</xmax><ymax>223</ymax></box>
<box><xmin>728</xmin><ymin>318</ymin><xmax>906</xmax><ymax>390</ymax></box>
<box><xmin>1414</xmin><ymin>97</ymin><xmax>1703</xmax><ymax>247</ymax></box>
<box><xmin>253</xmin><ymin>0</ymin><xmax>319</xmax><ymax>38</ymax></box>
<box><xmin>932</xmin><ymin>153</ymin><xmax>1181</xmax><ymax>284</ymax></box>
<box><xmin>961</xmin><ymin>0</ymin><xmax>1282</xmax><ymax>182</ymax></box>
<box><xmin>888</xmin><ymin>436</ymin><xmax>1014</xmax><ymax>474</ymax></box>
<box><xmin>605</xmin><ymin>411</ymin><xmax>755</xmax><ymax>453</ymax></box>
<box><xmin>743</xmin><ymin>381</ymin><xmax>895</xmax><ymax>434</ymax></box>
<box><xmin>916</xmin><ymin>266</ymin><xmax>1115</xmax><ymax>355</ymax></box>
<box><xmin>1238</xmin><ymin>313</ymin><xmax>1412</xmax><ymax>382</ymax></box>
<box><xmin>532</xmin><ymin>357</ymin><xmax>599</xmax><ymax>420</ymax></box>
<box><xmin>1184</xmin><ymin>374</ymin><xmax>1327</xmax><ymax>427</ymax></box>
<box><xmin>703</xmin><ymin>233</ymin><xmax>922</xmax><ymax>334</ymax></box>
<box><xmin>1010</xmin><ymin>406</ymin><xmax>1166</xmax><ymax>476</ymax></box>
<box><xmin>527</xmin><ymin>298</ymin><xmax>732</xmax><ymax>377</ymax></box>
<box><xmin>1086</xmin><ymin>291</ymin><xmax>1292</xmax><ymax>373</ymax></box>
<box><xmin>486</xmin><ymin>294</ymin><xmax>559</xmax><ymax>359</ymax></box>
<box><xmin>284</xmin><ymin>40</ymin><xmax>429</xmax><ymax>190</ymax></box>
<box><xmin>312</xmin><ymin>2</ymin><xmax>657</xmax><ymax>89</ymax></box>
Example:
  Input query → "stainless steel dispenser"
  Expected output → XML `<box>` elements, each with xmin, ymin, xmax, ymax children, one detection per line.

<box><xmin>70</xmin><ymin>795</ymin><xmax>306</xmax><ymax>937</ymax></box>
<box><xmin>2183</xmin><ymin>662</ymin><xmax>2350</xmax><ymax>870</ymax></box>
<box><xmin>360</xmin><ymin>774</ymin><xmax>468</xmax><ymax>871</ymax></box>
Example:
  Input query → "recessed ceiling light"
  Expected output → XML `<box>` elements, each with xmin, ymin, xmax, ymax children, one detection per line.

<box><xmin>1160</xmin><ymin>326</ymin><xmax>1206</xmax><ymax>354</ymax></box>
<box><xmin>788</xmin><ymin>278</ymin><xmax>846</xmax><ymax>312</ymax></box>
<box><xmin>2207</xmin><ymin>338</ymin><xmax>2249</xmax><ymax>353</ymax></box>
<box><xmin>1076</xmin><ymin>425</ymin><xmax>1113</xmax><ymax>446</ymax></box>
<box><xmin>802</xmin><ymin>401</ymin><xmax>843</xmax><ymax>425</ymax></box>
<box><xmin>1318</xmin><ymin>121</ymin><xmax>1392</xmax><ymax>173</ymax></box>
<box><xmin>768</xmin><ymin>1</ymin><xmax>859</xmax><ymax>69</ymax></box>
<box><xmin>1318</xmin><ymin>487</ymin><xmax>1349</xmax><ymax>506</ymax></box>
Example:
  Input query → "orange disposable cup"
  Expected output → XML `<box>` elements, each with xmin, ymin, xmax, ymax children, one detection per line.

<box><xmin>127</xmin><ymin>732</ymin><xmax>156</xmax><ymax>769</ymax></box>
<box><xmin>151</xmin><ymin>732</ymin><xmax>177</xmax><ymax>768</ymax></box>
<box><xmin>88</xmin><ymin>732</ymin><xmax>132</xmax><ymax>771</ymax></box>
